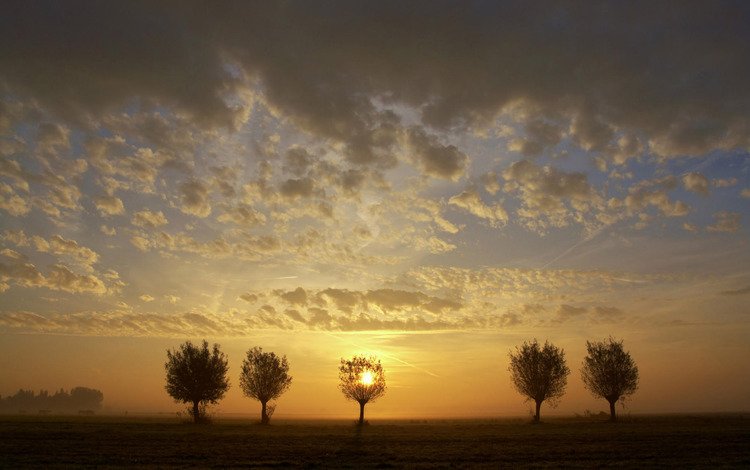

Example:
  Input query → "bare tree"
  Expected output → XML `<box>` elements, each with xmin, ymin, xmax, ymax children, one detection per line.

<box><xmin>339</xmin><ymin>356</ymin><xmax>386</xmax><ymax>425</ymax></box>
<box><xmin>581</xmin><ymin>337</ymin><xmax>639</xmax><ymax>421</ymax></box>
<box><xmin>165</xmin><ymin>340</ymin><xmax>230</xmax><ymax>423</ymax></box>
<box><xmin>508</xmin><ymin>339</ymin><xmax>570</xmax><ymax>422</ymax></box>
<box><xmin>239</xmin><ymin>347</ymin><xmax>292</xmax><ymax>424</ymax></box>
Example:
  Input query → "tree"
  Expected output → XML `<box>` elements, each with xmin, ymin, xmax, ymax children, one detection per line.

<box><xmin>69</xmin><ymin>387</ymin><xmax>104</xmax><ymax>412</ymax></box>
<box><xmin>581</xmin><ymin>337</ymin><xmax>639</xmax><ymax>421</ymax></box>
<box><xmin>165</xmin><ymin>340</ymin><xmax>230</xmax><ymax>423</ymax></box>
<box><xmin>339</xmin><ymin>356</ymin><xmax>386</xmax><ymax>425</ymax></box>
<box><xmin>508</xmin><ymin>339</ymin><xmax>570</xmax><ymax>422</ymax></box>
<box><xmin>239</xmin><ymin>347</ymin><xmax>293</xmax><ymax>424</ymax></box>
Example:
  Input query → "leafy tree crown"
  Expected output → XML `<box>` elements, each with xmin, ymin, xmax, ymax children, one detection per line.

<box><xmin>165</xmin><ymin>340</ymin><xmax>230</xmax><ymax>405</ymax></box>
<box><xmin>581</xmin><ymin>337</ymin><xmax>639</xmax><ymax>402</ymax></box>
<box><xmin>508</xmin><ymin>339</ymin><xmax>570</xmax><ymax>405</ymax></box>
<box><xmin>240</xmin><ymin>347</ymin><xmax>293</xmax><ymax>403</ymax></box>
<box><xmin>338</xmin><ymin>355</ymin><xmax>386</xmax><ymax>404</ymax></box>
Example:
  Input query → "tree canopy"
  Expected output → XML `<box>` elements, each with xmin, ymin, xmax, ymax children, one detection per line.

<box><xmin>239</xmin><ymin>347</ymin><xmax>292</xmax><ymax>424</ymax></box>
<box><xmin>339</xmin><ymin>355</ymin><xmax>386</xmax><ymax>425</ymax></box>
<box><xmin>165</xmin><ymin>340</ymin><xmax>230</xmax><ymax>423</ymax></box>
<box><xmin>0</xmin><ymin>387</ymin><xmax>103</xmax><ymax>414</ymax></box>
<box><xmin>508</xmin><ymin>339</ymin><xmax>570</xmax><ymax>422</ymax></box>
<box><xmin>581</xmin><ymin>337</ymin><xmax>639</xmax><ymax>421</ymax></box>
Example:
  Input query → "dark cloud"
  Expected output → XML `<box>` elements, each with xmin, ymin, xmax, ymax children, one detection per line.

<box><xmin>179</xmin><ymin>179</ymin><xmax>211</xmax><ymax>217</ymax></box>
<box><xmin>0</xmin><ymin>1</ymin><xmax>243</xmax><ymax>128</ymax></box>
<box><xmin>4</xmin><ymin>1</ymin><xmax>749</xmax><ymax>166</ymax></box>
<box><xmin>554</xmin><ymin>304</ymin><xmax>587</xmax><ymax>322</ymax></box>
<box><xmin>406</xmin><ymin>127</ymin><xmax>467</xmax><ymax>180</ymax></box>
<box><xmin>279</xmin><ymin>177</ymin><xmax>316</xmax><ymax>200</ymax></box>
<box><xmin>278</xmin><ymin>287</ymin><xmax>307</xmax><ymax>306</ymax></box>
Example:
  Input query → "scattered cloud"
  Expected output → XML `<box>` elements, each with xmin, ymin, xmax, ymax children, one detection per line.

<box><xmin>449</xmin><ymin>187</ymin><xmax>507</xmax><ymax>227</ymax></box>
<box><xmin>707</xmin><ymin>211</ymin><xmax>741</xmax><ymax>233</ymax></box>
<box><xmin>179</xmin><ymin>180</ymin><xmax>211</xmax><ymax>217</ymax></box>
<box><xmin>131</xmin><ymin>209</ymin><xmax>168</xmax><ymax>228</ymax></box>
<box><xmin>682</xmin><ymin>172</ymin><xmax>709</xmax><ymax>196</ymax></box>
<box><xmin>94</xmin><ymin>194</ymin><xmax>125</xmax><ymax>216</ymax></box>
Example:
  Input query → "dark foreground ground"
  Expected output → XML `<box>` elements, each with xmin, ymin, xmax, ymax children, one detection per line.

<box><xmin>1</xmin><ymin>414</ymin><xmax>748</xmax><ymax>468</ymax></box>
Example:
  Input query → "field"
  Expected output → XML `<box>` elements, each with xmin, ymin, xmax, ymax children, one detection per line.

<box><xmin>1</xmin><ymin>414</ymin><xmax>748</xmax><ymax>468</ymax></box>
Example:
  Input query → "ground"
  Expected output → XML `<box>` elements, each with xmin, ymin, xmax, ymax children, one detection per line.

<box><xmin>1</xmin><ymin>414</ymin><xmax>748</xmax><ymax>467</ymax></box>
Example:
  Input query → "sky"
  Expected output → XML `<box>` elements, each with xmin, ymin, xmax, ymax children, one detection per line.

<box><xmin>1</xmin><ymin>1</ymin><xmax>749</xmax><ymax>418</ymax></box>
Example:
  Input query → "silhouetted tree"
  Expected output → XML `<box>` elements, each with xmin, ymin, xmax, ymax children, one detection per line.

<box><xmin>509</xmin><ymin>339</ymin><xmax>570</xmax><ymax>422</ymax></box>
<box><xmin>239</xmin><ymin>347</ymin><xmax>292</xmax><ymax>424</ymax></box>
<box><xmin>339</xmin><ymin>355</ymin><xmax>386</xmax><ymax>425</ymax></box>
<box><xmin>581</xmin><ymin>337</ymin><xmax>639</xmax><ymax>421</ymax></box>
<box><xmin>0</xmin><ymin>387</ymin><xmax>103</xmax><ymax>414</ymax></box>
<box><xmin>165</xmin><ymin>340</ymin><xmax>230</xmax><ymax>423</ymax></box>
<box><xmin>69</xmin><ymin>387</ymin><xmax>104</xmax><ymax>411</ymax></box>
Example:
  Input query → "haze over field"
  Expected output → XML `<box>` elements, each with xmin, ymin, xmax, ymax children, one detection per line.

<box><xmin>1</xmin><ymin>1</ymin><xmax>749</xmax><ymax>418</ymax></box>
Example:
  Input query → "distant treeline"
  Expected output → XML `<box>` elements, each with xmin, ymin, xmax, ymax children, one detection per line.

<box><xmin>0</xmin><ymin>387</ymin><xmax>103</xmax><ymax>414</ymax></box>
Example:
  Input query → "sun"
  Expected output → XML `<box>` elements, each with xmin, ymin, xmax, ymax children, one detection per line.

<box><xmin>360</xmin><ymin>370</ymin><xmax>375</xmax><ymax>386</ymax></box>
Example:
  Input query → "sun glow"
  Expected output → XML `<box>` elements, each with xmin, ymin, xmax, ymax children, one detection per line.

<box><xmin>360</xmin><ymin>370</ymin><xmax>374</xmax><ymax>386</ymax></box>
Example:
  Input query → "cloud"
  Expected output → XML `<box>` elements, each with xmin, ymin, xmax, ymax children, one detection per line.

<box><xmin>741</xmin><ymin>189</ymin><xmax>750</xmax><ymax>199</ymax></box>
<box><xmin>283</xmin><ymin>309</ymin><xmax>306</xmax><ymax>323</ymax></box>
<box><xmin>0</xmin><ymin>258</ymin><xmax>107</xmax><ymax>295</ymax></box>
<box><xmin>707</xmin><ymin>211</ymin><xmax>741</xmax><ymax>233</ymax></box>
<box><xmin>554</xmin><ymin>304</ymin><xmax>587</xmax><ymax>322</ymax></box>
<box><xmin>278</xmin><ymin>287</ymin><xmax>307</xmax><ymax>306</ymax></box>
<box><xmin>239</xmin><ymin>292</ymin><xmax>258</xmax><ymax>303</ymax></box>
<box><xmin>30</xmin><ymin>235</ymin><xmax>99</xmax><ymax>270</ymax></box>
<box><xmin>131</xmin><ymin>209</ymin><xmax>168</xmax><ymax>228</ymax></box>
<box><xmin>682</xmin><ymin>172</ymin><xmax>709</xmax><ymax>196</ymax></box>
<box><xmin>624</xmin><ymin>177</ymin><xmax>690</xmax><ymax>218</ymax></box>
<box><xmin>217</xmin><ymin>205</ymin><xmax>266</xmax><ymax>227</ymax></box>
<box><xmin>93</xmin><ymin>194</ymin><xmax>125</xmax><ymax>216</ymax></box>
<box><xmin>0</xmin><ymin>183</ymin><xmax>30</xmax><ymax>216</ymax></box>
<box><xmin>0</xmin><ymin>2</ymin><xmax>248</xmax><ymax>129</ymax></box>
<box><xmin>134</xmin><ymin>230</ymin><xmax>283</xmax><ymax>261</ymax></box>
<box><xmin>318</xmin><ymin>288</ymin><xmax>360</xmax><ymax>313</ymax></box>
<box><xmin>406</xmin><ymin>127</ymin><xmax>467</xmax><ymax>180</ymax></box>
<box><xmin>448</xmin><ymin>187</ymin><xmax>507</xmax><ymax>227</ymax></box>
<box><xmin>501</xmin><ymin>160</ymin><xmax>596</xmax><ymax>230</ymax></box>
<box><xmin>590</xmin><ymin>306</ymin><xmax>626</xmax><ymax>323</ymax></box>
<box><xmin>682</xmin><ymin>222</ymin><xmax>698</xmax><ymax>233</ymax></box>
<box><xmin>720</xmin><ymin>286</ymin><xmax>750</xmax><ymax>296</ymax></box>
<box><xmin>3</xmin><ymin>2</ymin><xmax>750</xmax><ymax>167</ymax></box>
<box><xmin>508</xmin><ymin>119</ymin><xmax>564</xmax><ymax>157</ymax></box>
<box><xmin>36</xmin><ymin>122</ymin><xmax>70</xmax><ymax>154</ymax></box>
<box><xmin>100</xmin><ymin>225</ymin><xmax>117</xmax><ymax>236</ymax></box>
<box><xmin>283</xmin><ymin>147</ymin><xmax>315</xmax><ymax>177</ymax></box>
<box><xmin>279</xmin><ymin>177</ymin><xmax>316</xmax><ymax>200</ymax></box>
<box><xmin>179</xmin><ymin>180</ymin><xmax>211</xmax><ymax>217</ymax></box>
<box><xmin>712</xmin><ymin>178</ymin><xmax>737</xmax><ymax>188</ymax></box>
<box><xmin>87</xmin><ymin>140</ymin><xmax>164</xmax><ymax>188</ymax></box>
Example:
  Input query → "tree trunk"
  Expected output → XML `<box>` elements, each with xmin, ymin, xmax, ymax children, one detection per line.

<box><xmin>192</xmin><ymin>400</ymin><xmax>200</xmax><ymax>424</ymax></box>
<box><xmin>358</xmin><ymin>401</ymin><xmax>366</xmax><ymax>425</ymax></box>
<box><xmin>609</xmin><ymin>399</ymin><xmax>617</xmax><ymax>421</ymax></box>
<box><xmin>261</xmin><ymin>400</ymin><xmax>269</xmax><ymax>424</ymax></box>
<box><xmin>534</xmin><ymin>400</ymin><xmax>541</xmax><ymax>422</ymax></box>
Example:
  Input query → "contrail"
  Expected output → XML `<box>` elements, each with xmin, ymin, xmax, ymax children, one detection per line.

<box><xmin>323</xmin><ymin>331</ymin><xmax>440</xmax><ymax>378</ymax></box>
<box><xmin>541</xmin><ymin>224</ymin><xmax>607</xmax><ymax>269</ymax></box>
<box><xmin>541</xmin><ymin>154</ymin><xmax>722</xmax><ymax>270</ymax></box>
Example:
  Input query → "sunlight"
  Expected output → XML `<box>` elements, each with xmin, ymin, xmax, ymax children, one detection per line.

<box><xmin>360</xmin><ymin>370</ymin><xmax>374</xmax><ymax>386</ymax></box>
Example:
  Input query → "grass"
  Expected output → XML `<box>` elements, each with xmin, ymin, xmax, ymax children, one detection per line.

<box><xmin>1</xmin><ymin>414</ymin><xmax>748</xmax><ymax>467</ymax></box>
